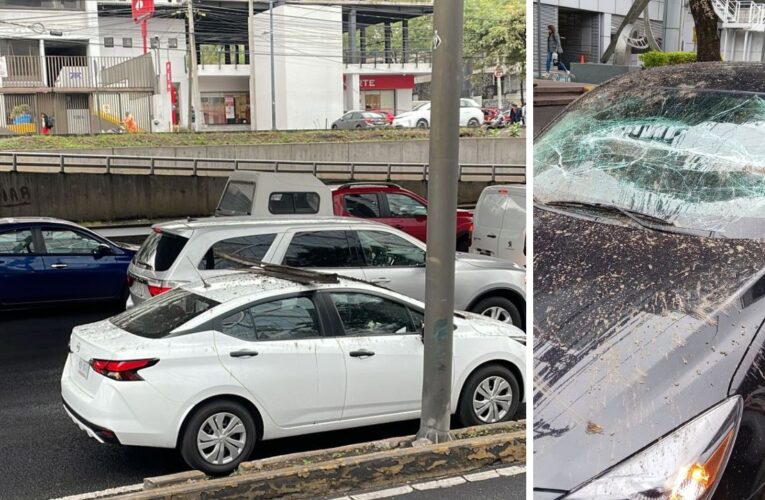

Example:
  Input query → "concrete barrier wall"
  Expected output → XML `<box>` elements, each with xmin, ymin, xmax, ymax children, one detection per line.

<box><xmin>0</xmin><ymin>172</ymin><xmax>494</xmax><ymax>223</ymax></box>
<box><xmin>40</xmin><ymin>137</ymin><xmax>524</xmax><ymax>165</ymax></box>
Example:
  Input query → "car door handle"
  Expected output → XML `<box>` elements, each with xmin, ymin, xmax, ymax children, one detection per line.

<box><xmin>486</xmin><ymin>234</ymin><xmax>497</xmax><ymax>239</ymax></box>
<box><xmin>370</xmin><ymin>277</ymin><xmax>391</xmax><ymax>284</ymax></box>
<box><xmin>230</xmin><ymin>350</ymin><xmax>259</xmax><ymax>358</ymax></box>
<box><xmin>349</xmin><ymin>349</ymin><xmax>375</xmax><ymax>358</ymax></box>
<box><xmin>50</xmin><ymin>263</ymin><xmax>68</xmax><ymax>269</ymax></box>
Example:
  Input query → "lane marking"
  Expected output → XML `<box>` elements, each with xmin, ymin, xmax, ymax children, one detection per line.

<box><xmin>411</xmin><ymin>476</ymin><xmax>467</xmax><ymax>491</ymax></box>
<box><xmin>464</xmin><ymin>469</ymin><xmax>500</xmax><ymax>482</ymax></box>
<box><xmin>50</xmin><ymin>483</ymin><xmax>143</xmax><ymax>500</ymax></box>
<box><xmin>351</xmin><ymin>486</ymin><xmax>414</xmax><ymax>500</ymax></box>
<box><xmin>496</xmin><ymin>464</ymin><xmax>526</xmax><ymax>477</ymax></box>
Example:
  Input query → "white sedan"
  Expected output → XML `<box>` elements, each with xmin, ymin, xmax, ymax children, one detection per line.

<box><xmin>61</xmin><ymin>267</ymin><xmax>525</xmax><ymax>475</ymax></box>
<box><xmin>392</xmin><ymin>99</ymin><xmax>484</xmax><ymax>129</ymax></box>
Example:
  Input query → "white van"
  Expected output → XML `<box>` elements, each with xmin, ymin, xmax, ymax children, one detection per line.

<box><xmin>215</xmin><ymin>171</ymin><xmax>334</xmax><ymax>217</ymax></box>
<box><xmin>470</xmin><ymin>185</ymin><xmax>526</xmax><ymax>267</ymax></box>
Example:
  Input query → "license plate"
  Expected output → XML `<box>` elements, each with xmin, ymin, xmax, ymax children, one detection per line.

<box><xmin>77</xmin><ymin>357</ymin><xmax>90</xmax><ymax>380</ymax></box>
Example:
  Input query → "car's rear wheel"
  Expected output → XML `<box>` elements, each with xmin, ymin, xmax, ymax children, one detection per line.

<box><xmin>458</xmin><ymin>364</ymin><xmax>520</xmax><ymax>426</ymax></box>
<box><xmin>331</xmin><ymin>124</ymin><xmax>338</xmax><ymax>129</ymax></box>
<box><xmin>471</xmin><ymin>296</ymin><xmax>522</xmax><ymax>328</ymax></box>
<box><xmin>416</xmin><ymin>119</ymin><xmax>429</xmax><ymax>129</ymax></box>
<box><xmin>467</xmin><ymin>118</ymin><xmax>480</xmax><ymax>127</ymax></box>
<box><xmin>180</xmin><ymin>400</ymin><xmax>256</xmax><ymax>476</ymax></box>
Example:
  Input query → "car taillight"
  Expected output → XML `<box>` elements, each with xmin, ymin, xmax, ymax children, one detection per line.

<box><xmin>147</xmin><ymin>284</ymin><xmax>172</xmax><ymax>296</ymax></box>
<box><xmin>126</xmin><ymin>275</ymin><xmax>134</xmax><ymax>286</ymax></box>
<box><xmin>90</xmin><ymin>359</ymin><xmax>158</xmax><ymax>381</ymax></box>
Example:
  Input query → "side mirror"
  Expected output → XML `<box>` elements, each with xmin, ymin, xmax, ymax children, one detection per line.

<box><xmin>93</xmin><ymin>244</ymin><xmax>113</xmax><ymax>258</ymax></box>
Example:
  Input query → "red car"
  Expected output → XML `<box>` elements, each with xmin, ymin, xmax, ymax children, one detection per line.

<box><xmin>368</xmin><ymin>109</ymin><xmax>394</xmax><ymax>125</ymax></box>
<box><xmin>482</xmin><ymin>107</ymin><xmax>499</xmax><ymax>122</ymax></box>
<box><xmin>331</xmin><ymin>182</ymin><xmax>474</xmax><ymax>251</ymax></box>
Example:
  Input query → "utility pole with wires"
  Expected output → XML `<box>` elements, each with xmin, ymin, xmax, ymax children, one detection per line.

<box><xmin>248</xmin><ymin>0</ymin><xmax>257</xmax><ymax>131</ymax></box>
<box><xmin>416</xmin><ymin>0</ymin><xmax>464</xmax><ymax>445</ymax></box>
<box><xmin>187</xmin><ymin>0</ymin><xmax>201</xmax><ymax>132</ymax></box>
<box><xmin>269</xmin><ymin>0</ymin><xmax>277</xmax><ymax>130</ymax></box>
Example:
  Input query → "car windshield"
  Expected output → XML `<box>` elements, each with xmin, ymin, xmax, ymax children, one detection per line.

<box><xmin>534</xmin><ymin>86</ymin><xmax>765</xmax><ymax>239</ymax></box>
<box><xmin>111</xmin><ymin>288</ymin><xmax>219</xmax><ymax>338</ymax></box>
<box><xmin>412</xmin><ymin>102</ymin><xmax>430</xmax><ymax>111</ymax></box>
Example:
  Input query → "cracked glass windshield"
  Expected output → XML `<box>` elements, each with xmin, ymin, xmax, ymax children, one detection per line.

<box><xmin>534</xmin><ymin>86</ymin><xmax>765</xmax><ymax>239</ymax></box>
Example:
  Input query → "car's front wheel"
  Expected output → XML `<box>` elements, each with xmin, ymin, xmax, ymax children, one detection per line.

<box><xmin>416</xmin><ymin>119</ymin><xmax>429</xmax><ymax>129</ymax></box>
<box><xmin>180</xmin><ymin>400</ymin><xmax>257</xmax><ymax>476</ymax></box>
<box><xmin>467</xmin><ymin>118</ymin><xmax>480</xmax><ymax>127</ymax></box>
<box><xmin>471</xmin><ymin>296</ymin><xmax>522</xmax><ymax>328</ymax></box>
<box><xmin>458</xmin><ymin>364</ymin><xmax>520</xmax><ymax>426</ymax></box>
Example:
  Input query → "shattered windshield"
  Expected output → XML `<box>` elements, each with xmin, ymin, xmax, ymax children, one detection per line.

<box><xmin>534</xmin><ymin>87</ymin><xmax>765</xmax><ymax>239</ymax></box>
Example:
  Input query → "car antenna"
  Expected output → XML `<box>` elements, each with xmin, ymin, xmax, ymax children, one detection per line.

<box><xmin>186</xmin><ymin>256</ymin><xmax>210</xmax><ymax>288</ymax></box>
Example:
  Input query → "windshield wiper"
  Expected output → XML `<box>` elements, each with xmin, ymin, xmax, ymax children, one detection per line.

<box><xmin>539</xmin><ymin>200</ymin><xmax>718</xmax><ymax>238</ymax></box>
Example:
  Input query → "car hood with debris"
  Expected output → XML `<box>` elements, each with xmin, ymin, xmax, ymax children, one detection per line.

<box><xmin>533</xmin><ymin>209</ymin><xmax>765</xmax><ymax>493</ymax></box>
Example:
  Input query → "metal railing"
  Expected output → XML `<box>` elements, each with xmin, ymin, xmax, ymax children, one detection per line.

<box><xmin>0</xmin><ymin>55</ymin><xmax>156</xmax><ymax>90</ymax></box>
<box><xmin>0</xmin><ymin>151</ymin><xmax>525</xmax><ymax>184</ymax></box>
<box><xmin>712</xmin><ymin>0</ymin><xmax>765</xmax><ymax>28</ymax></box>
<box><xmin>343</xmin><ymin>49</ymin><xmax>432</xmax><ymax>66</ymax></box>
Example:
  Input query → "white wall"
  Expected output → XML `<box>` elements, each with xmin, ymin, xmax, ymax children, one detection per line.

<box><xmin>254</xmin><ymin>5</ymin><xmax>344</xmax><ymax>130</ymax></box>
<box><xmin>0</xmin><ymin>4</ymin><xmax>98</xmax><ymax>52</ymax></box>
<box><xmin>96</xmin><ymin>16</ymin><xmax>189</xmax><ymax>131</ymax></box>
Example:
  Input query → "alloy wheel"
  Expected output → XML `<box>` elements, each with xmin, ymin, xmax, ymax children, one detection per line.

<box><xmin>472</xmin><ymin>375</ymin><xmax>513</xmax><ymax>423</ymax></box>
<box><xmin>481</xmin><ymin>306</ymin><xmax>512</xmax><ymax>324</ymax></box>
<box><xmin>196</xmin><ymin>412</ymin><xmax>247</xmax><ymax>465</ymax></box>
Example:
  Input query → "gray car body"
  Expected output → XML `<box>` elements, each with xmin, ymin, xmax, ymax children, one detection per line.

<box><xmin>332</xmin><ymin>111</ymin><xmax>387</xmax><ymax>129</ymax></box>
<box><xmin>126</xmin><ymin>216</ymin><xmax>526</xmax><ymax>320</ymax></box>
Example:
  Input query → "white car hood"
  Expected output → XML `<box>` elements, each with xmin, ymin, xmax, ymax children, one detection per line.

<box><xmin>456</xmin><ymin>252</ymin><xmax>524</xmax><ymax>272</ymax></box>
<box><xmin>460</xmin><ymin>313</ymin><xmax>526</xmax><ymax>344</ymax></box>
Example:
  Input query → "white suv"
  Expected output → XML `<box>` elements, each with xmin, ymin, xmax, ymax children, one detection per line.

<box><xmin>127</xmin><ymin>217</ymin><xmax>526</xmax><ymax>327</ymax></box>
<box><xmin>392</xmin><ymin>99</ymin><xmax>484</xmax><ymax>129</ymax></box>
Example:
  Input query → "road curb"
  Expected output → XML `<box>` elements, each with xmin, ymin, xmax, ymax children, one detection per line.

<box><xmin>109</xmin><ymin>421</ymin><xmax>525</xmax><ymax>499</ymax></box>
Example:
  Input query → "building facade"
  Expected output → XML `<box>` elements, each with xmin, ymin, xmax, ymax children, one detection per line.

<box><xmin>0</xmin><ymin>0</ymin><xmax>433</xmax><ymax>134</ymax></box>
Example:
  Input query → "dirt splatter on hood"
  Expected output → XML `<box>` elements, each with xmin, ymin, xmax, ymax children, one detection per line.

<box><xmin>533</xmin><ymin>209</ymin><xmax>765</xmax><ymax>491</ymax></box>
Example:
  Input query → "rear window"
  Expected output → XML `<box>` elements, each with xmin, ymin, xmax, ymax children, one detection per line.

<box><xmin>110</xmin><ymin>288</ymin><xmax>219</xmax><ymax>338</ymax></box>
<box><xmin>218</xmin><ymin>181</ymin><xmax>255</xmax><ymax>216</ymax></box>
<box><xmin>134</xmin><ymin>231</ymin><xmax>188</xmax><ymax>272</ymax></box>
<box><xmin>268</xmin><ymin>192</ymin><xmax>320</xmax><ymax>215</ymax></box>
<box><xmin>283</xmin><ymin>231</ymin><xmax>358</xmax><ymax>268</ymax></box>
<box><xmin>199</xmin><ymin>233</ymin><xmax>276</xmax><ymax>270</ymax></box>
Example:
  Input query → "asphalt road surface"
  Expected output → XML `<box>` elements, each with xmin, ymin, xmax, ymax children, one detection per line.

<box><xmin>396</xmin><ymin>472</ymin><xmax>525</xmax><ymax>500</ymax></box>
<box><xmin>0</xmin><ymin>305</ymin><xmax>523</xmax><ymax>500</ymax></box>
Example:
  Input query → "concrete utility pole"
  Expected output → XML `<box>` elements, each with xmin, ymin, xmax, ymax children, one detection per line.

<box><xmin>269</xmin><ymin>0</ymin><xmax>277</xmax><ymax>130</ymax></box>
<box><xmin>187</xmin><ymin>0</ymin><xmax>201</xmax><ymax>132</ymax></box>
<box><xmin>248</xmin><ymin>0</ymin><xmax>256</xmax><ymax>131</ymax></box>
<box><xmin>416</xmin><ymin>0</ymin><xmax>464</xmax><ymax>444</ymax></box>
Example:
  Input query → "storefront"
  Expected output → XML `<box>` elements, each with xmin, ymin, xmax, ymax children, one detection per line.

<box><xmin>358</xmin><ymin>75</ymin><xmax>415</xmax><ymax>114</ymax></box>
<box><xmin>200</xmin><ymin>92</ymin><xmax>250</xmax><ymax>125</ymax></box>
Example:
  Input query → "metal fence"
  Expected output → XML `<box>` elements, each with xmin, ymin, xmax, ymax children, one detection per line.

<box><xmin>0</xmin><ymin>151</ymin><xmax>526</xmax><ymax>184</ymax></box>
<box><xmin>343</xmin><ymin>49</ymin><xmax>432</xmax><ymax>66</ymax></box>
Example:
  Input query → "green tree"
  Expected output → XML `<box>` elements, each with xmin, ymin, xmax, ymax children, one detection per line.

<box><xmin>463</xmin><ymin>0</ymin><xmax>525</xmax><ymax>72</ymax></box>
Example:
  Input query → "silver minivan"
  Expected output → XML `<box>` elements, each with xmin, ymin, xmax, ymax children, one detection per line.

<box><xmin>127</xmin><ymin>216</ymin><xmax>527</xmax><ymax>328</ymax></box>
<box><xmin>470</xmin><ymin>185</ymin><xmax>526</xmax><ymax>267</ymax></box>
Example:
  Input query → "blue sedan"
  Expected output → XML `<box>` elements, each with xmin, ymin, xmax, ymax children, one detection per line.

<box><xmin>0</xmin><ymin>218</ymin><xmax>135</xmax><ymax>309</ymax></box>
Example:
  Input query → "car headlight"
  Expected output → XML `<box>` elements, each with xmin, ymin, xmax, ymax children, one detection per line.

<box><xmin>565</xmin><ymin>396</ymin><xmax>742</xmax><ymax>500</ymax></box>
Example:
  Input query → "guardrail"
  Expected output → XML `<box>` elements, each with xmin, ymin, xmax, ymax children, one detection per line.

<box><xmin>0</xmin><ymin>151</ymin><xmax>525</xmax><ymax>184</ymax></box>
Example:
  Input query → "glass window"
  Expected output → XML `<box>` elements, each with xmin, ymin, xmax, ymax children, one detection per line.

<box><xmin>199</xmin><ymin>233</ymin><xmax>276</xmax><ymax>270</ymax></box>
<box><xmin>357</xmin><ymin>230</ymin><xmax>425</xmax><ymax>267</ymax></box>
<box><xmin>386</xmin><ymin>193</ymin><xmax>427</xmax><ymax>217</ymax></box>
<box><xmin>0</xmin><ymin>228</ymin><xmax>34</xmax><ymax>254</ymax></box>
<box><xmin>344</xmin><ymin>193</ymin><xmax>381</xmax><ymax>218</ymax></box>
<box><xmin>150</xmin><ymin>38</ymin><xmax>159</xmax><ymax>49</ymax></box>
<box><xmin>122</xmin><ymin>38</ymin><xmax>132</xmax><ymax>48</ymax></box>
<box><xmin>201</xmin><ymin>92</ymin><xmax>251</xmax><ymax>125</ymax></box>
<box><xmin>168</xmin><ymin>38</ymin><xmax>178</xmax><ymax>49</ymax></box>
<box><xmin>42</xmin><ymin>229</ymin><xmax>101</xmax><ymax>255</ymax></box>
<box><xmin>134</xmin><ymin>231</ymin><xmax>188</xmax><ymax>272</ymax></box>
<box><xmin>268</xmin><ymin>192</ymin><xmax>320</xmax><ymax>215</ymax></box>
<box><xmin>111</xmin><ymin>288</ymin><xmax>219</xmax><ymax>339</ymax></box>
<box><xmin>330</xmin><ymin>292</ymin><xmax>417</xmax><ymax>336</ymax></box>
<box><xmin>283</xmin><ymin>231</ymin><xmax>357</xmax><ymax>268</ymax></box>
<box><xmin>217</xmin><ymin>181</ymin><xmax>255</xmax><ymax>216</ymax></box>
<box><xmin>221</xmin><ymin>296</ymin><xmax>320</xmax><ymax>341</ymax></box>
<box><xmin>104</xmin><ymin>37</ymin><xmax>114</xmax><ymax>48</ymax></box>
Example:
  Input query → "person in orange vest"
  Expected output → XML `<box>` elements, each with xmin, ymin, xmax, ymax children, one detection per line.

<box><xmin>122</xmin><ymin>111</ymin><xmax>138</xmax><ymax>133</ymax></box>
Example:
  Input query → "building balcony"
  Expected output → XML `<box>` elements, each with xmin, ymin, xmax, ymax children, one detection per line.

<box><xmin>343</xmin><ymin>49</ymin><xmax>432</xmax><ymax>74</ymax></box>
<box><xmin>0</xmin><ymin>55</ymin><xmax>156</xmax><ymax>92</ymax></box>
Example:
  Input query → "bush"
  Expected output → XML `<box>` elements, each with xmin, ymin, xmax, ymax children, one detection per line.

<box><xmin>639</xmin><ymin>51</ymin><xmax>697</xmax><ymax>68</ymax></box>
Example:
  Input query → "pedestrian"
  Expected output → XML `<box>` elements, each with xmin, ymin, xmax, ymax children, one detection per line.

<box><xmin>520</xmin><ymin>103</ymin><xmax>526</xmax><ymax>127</ymax></box>
<box><xmin>40</xmin><ymin>113</ymin><xmax>53</xmax><ymax>135</ymax></box>
<box><xmin>547</xmin><ymin>25</ymin><xmax>570</xmax><ymax>75</ymax></box>
<box><xmin>509</xmin><ymin>103</ymin><xmax>521</xmax><ymax>124</ymax></box>
<box><xmin>122</xmin><ymin>111</ymin><xmax>138</xmax><ymax>133</ymax></box>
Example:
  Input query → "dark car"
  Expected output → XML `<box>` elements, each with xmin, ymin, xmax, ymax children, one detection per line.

<box><xmin>330</xmin><ymin>182</ymin><xmax>474</xmax><ymax>251</ymax></box>
<box><xmin>533</xmin><ymin>63</ymin><xmax>765</xmax><ymax>499</ymax></box>
<box><xmin>331</xmin><ymin>111</ymin><xmax>387</xmax><ymax>129</ymax></box>
<box><xmin>0</xmin><ymin>218</ymin><xmax>135</xmax><ymax>309</ymax></box>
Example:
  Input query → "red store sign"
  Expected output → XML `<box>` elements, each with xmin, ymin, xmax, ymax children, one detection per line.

<box><xmin>132</xmin><ymin>0</ymin><xmax>155</xmax><ymax>21</ymax></box>
<box><xmin>359</xmin><ymin>74</ymin><xmax>415</xmax><ymax>91</ymax></box>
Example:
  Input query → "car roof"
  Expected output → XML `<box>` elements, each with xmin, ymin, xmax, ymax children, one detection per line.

<box><xmin>0</xmin><ymin>217</ymin><xmax>81</xmax><ymax>228</ymax></box>
<box><xmin>155</xmin><ymin>215</ymin><xmax>392</xmax><ymax>234</ymax></box>
<box><xmin>598</xmin><ymin>62</ymin><xmax>765</xmax><ymax>94</ymax></box>
<box><xmin>184</xmin><ymin>267</ymin><xmax>402</xmax><ymax>305</ymax></box>
<box><xmin>329</xmin><ymin>182</ymin><xmax>410</xmax><ymax>193</ymax></box>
